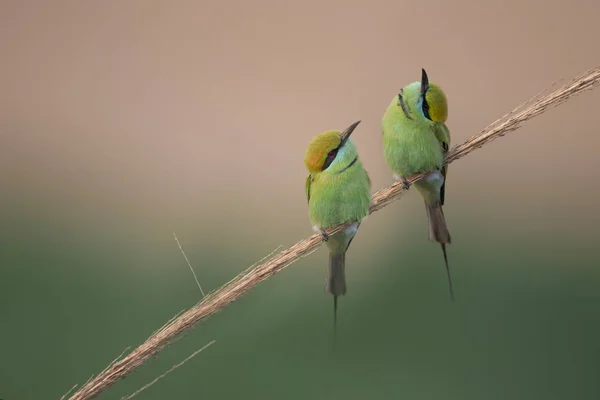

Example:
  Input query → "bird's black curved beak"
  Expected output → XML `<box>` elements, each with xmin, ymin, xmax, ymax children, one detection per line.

<box><xmin>421</xmin><ymin>68</ymin><xmax>429</xmax><ymax>95</ymax></box>
<box><xmin>340</xmin><ymin>120</ymin><xmax>361</xmax><ymax>145</ymax></box>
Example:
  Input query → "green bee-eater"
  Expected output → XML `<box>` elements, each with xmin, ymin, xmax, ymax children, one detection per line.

<box><xmin>304</xmin><ymin>121</ymin><xmax>372</xmax><ymax>328</ymax></box>
<box><xmin>382</xmin><ymin>68</ymin><xmax>455</xmax><ymax>301</ymax></box>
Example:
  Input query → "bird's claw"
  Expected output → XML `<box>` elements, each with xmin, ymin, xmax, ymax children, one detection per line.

<box><xmin>320</xmin><ymin>230</ymin><xmax>329</xmax><ymax>242</ymax></box>
<box><xmin>401</xmin><ymin>178</ymin><xmax>411</xmax><ymax>190</ymax></box>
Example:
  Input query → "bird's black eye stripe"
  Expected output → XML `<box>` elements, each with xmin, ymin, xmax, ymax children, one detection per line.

<box><xmin>422</xmin><ymin>97</ymin><xmax>432</xmax><ymax>121</ymax></box>
<box><xmin>322</xmin><ymin>148</ymin><xmax>339</xmax><ymax>171</ymax></box>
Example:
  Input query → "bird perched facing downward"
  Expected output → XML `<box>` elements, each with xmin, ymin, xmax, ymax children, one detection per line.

<box><xmin>304</xmin><ymin>121</ymin><xmax>371</xmax><ymax>331</ymax></box>
<box><xmin>381</xmin><ymin>68</ymin><xmax>455</xmax><ymax>301</ymax></box>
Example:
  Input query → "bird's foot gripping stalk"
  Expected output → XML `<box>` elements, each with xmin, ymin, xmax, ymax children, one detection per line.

<box><xmin>401</xmin><ymin>177</ymin><xmax>411</xmax><ymax>190</ymax></box>
<box><xmin>319</xmin><ymin>229</ymin><xmax>329</xmax><ymax>242</ymax></box>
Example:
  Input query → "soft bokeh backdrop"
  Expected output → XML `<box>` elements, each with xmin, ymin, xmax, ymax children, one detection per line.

<box><xmin>2</xmin><ymin>0</ymin><xmax>600</xmax><ymax>399</ymax></box>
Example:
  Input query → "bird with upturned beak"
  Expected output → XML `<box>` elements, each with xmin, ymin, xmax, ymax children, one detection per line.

<box><xmin>304</xmin><ymin>121</ymin><xmax>371</xmax><ymax>332</ymax></box>
<box><xmin>382</xmin><ymin>68</ymin><xmax>455</xmax><ymax>301</ymax></box>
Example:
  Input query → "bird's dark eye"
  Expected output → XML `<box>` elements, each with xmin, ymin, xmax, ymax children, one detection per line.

<box><xmin>422</xmin><ymin>98</ymin><xmax>432</xmax><ymax>120</ymax></box>
<box><xmin>322</xmin><ymin>148</ymin><xmax>339</xmax><ymax>170</ymax></box>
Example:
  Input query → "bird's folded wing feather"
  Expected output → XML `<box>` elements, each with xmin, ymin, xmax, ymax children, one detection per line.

<box><xmin>433</xmin><ymin>123</ymin><xmax>451</xmax><ymax>205</ymax></box>
<box><xmin>305</xmin><ymin>174</ymin><xmax>313</xmax><ymax>204</ymax></box>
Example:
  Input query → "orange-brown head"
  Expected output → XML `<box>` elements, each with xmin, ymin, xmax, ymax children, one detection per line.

<box><xmin>304</xmin><ymin>121</ymin><xmax>361</xmax><ymax>174</ymax></box>
<box><xmin>420</xmin><ymin>68</ymin><xmax>448</xmax><ymax>123</ymax></box>
<box><xmin>394</xmin><ymin>68</ymin><xmax>448</xmax><ymax>124</ymax></box>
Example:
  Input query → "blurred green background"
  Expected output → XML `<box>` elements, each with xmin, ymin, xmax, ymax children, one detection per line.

<box><xmin>2</xmin><ymin>0</ymin><xmax>600</xmax><ymax>399</ymax></box>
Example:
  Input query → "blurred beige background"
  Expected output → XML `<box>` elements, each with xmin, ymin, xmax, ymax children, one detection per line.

<box><xmin>1</xmin><ymin>1</ymin><xmax>600</xmax><ymax>399</ymax></box>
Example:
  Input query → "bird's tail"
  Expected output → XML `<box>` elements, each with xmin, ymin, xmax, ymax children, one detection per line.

<box><xmin>324</xmin><ymin>223</ymin><xmax>359</xmax><ymax>348</ymax></box>
<box><xmin>326</xmin><ymin>250</ymin><xmax>346</xmax><ymax>344</ymax></box>
<box><xmin>425</xmin><ymin>202</ymin><xmax>451</xmax><ymax>244</ymax></box>
<box><xmin>326</xmin><ymin>250</ymin><xmax>347</xmax><ymax>297</ymax></box>
<box><xmin>424</xmin><ymin>202</ymin><xmax>455</xmax><ymax>302</ymax></box>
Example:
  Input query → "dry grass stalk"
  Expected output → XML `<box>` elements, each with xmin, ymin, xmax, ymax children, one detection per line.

<box><xmin>120</xmin><ymin>340</ymin><xmax>215</xmax><ymax>400</ymax></box>
<box><xmin>173</xmin><ymin>232</ymin><xmax>206</xmax><ymax>296</ymax></box>
<box><xmin>67</xmin><ymin>66</ymin><xmax>600</xmax><ymax>400</ymax></box>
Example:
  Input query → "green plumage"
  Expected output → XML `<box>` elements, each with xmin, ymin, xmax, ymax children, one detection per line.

<box><xmin>306</xmin><ymin>146</ymin><xmax>371</xmax><ymax>229</ymax></box>
<box><xmin>381</xmin><ymin>71</ymin><xmax>455</xmax><ymax>301</ymax></box>
<box><xmin>382</xmin><ymin>82</ymin><xmax>450</xmax><ymax>188</ymax></box>
<box><xmin>304</xmin><ymin>124</ymin><xmax>371</xmax><ymax>332</ymax></box>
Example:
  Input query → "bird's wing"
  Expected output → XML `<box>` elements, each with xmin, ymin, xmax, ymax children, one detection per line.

<box><xmin>305</xmin><ymin>174</ymin><xmax>312</xmax><ymax>204</ymax></box>
<box><xmin>433</xmin><ymin>123</ymin><xmax>451</xmax><ymax>205</ymax></box>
